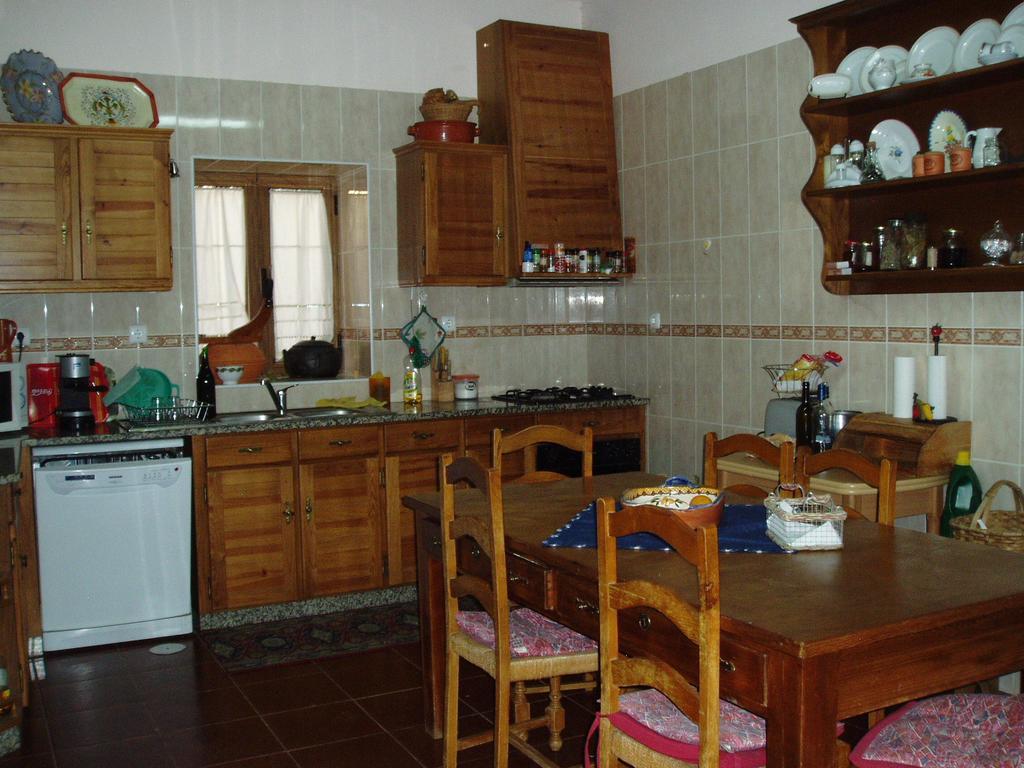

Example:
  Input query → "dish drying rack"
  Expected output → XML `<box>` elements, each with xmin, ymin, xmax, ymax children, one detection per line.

<box><xmin>762</xmin><ymin>363</ymin><xmax>824</xmax><ymax>396</ymax></box>
<box><xmin>120</xmin><ymin>399</ymin><xmax>210</xmax><ymax>428</ymax></box>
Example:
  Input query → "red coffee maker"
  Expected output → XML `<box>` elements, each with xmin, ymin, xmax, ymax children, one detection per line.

<box><xmin>28</xmin><ymin>360</ymin><xmax>110</xmax><ymax>430</ymax></box>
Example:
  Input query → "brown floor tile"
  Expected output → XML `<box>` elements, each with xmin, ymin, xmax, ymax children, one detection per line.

<box><xmin>228</xmin><ymin>662</ymin><xmax>325</xmax><ymax>687</ymax></box>
<box><xmin>319</xmin><ymin>649</ymin><xmax>421</xmax><ymax>699</ymax></box>
<box><xmin>240</xmin><ymin>669</ymin><xmax>346</xmax><ymax>715</ymax></box>
<box><xmin>0</xmin><ymin>754</ymin><xmax>56</xmax><ymax>767</ymax></box>
<box><xmin>391</xmin><ymin>714</ymin><xmax>491</xmax><ymax>768</ymax></box>
<box><xmin>39</xmin><ymin>648</ymin><xmax>131</xmax><ymax>686</ymax></box>
<box><xmin>117</xmin><ymin>637</ymin><xmax>218</xmax><ymax>673</ymax></box>
<box><xmin>135</xmin><ymin>661</ymin><xmax>235</xmax><ymax>698</ymax></box>
<box><xmin>263</xmin><ymin>701</ymin><xmax>381</xmax><ymax>750</ymax></box>
<box><xmin>46</xmin><ymin>703</ymin><xmax>158</xmax><ymax>750</ymax></box>
<box><xmin>52</xmin><ymin>735</ymin><xmax>175</xmax><ymax>768</ymax></box>
<box><xmin>390</xmin><ymin>642</ymin><xmax>422</xmax><ymax>668</ymax></box>
<box><xmin>160</xmin><ymin>716</ymin><xmax>283</xmax><ymax>767</ymax></box>
<box><xmin>209</xmin><ymin>754</ymin><xmax>299</xmax><ymax>768</ymax></box>
<box><xmin>355</xmin><ymin>688</ymin><xmax>424</xmax><ymax>731</ymax></box>
<box><xmin>147</xmin><ymin>686</ymin><xmax>257</xmax><ymax>732</ymax></box>
<box><xmin>290</xmin><ymin>732</ymin><xmax>422</xmax><ymax>768</ymax></box>
<box><xmin>40</xmin><ymin>677</ymin><xmax>144</xmax><ymax>716</ymax></box>
<box><xmin>453</xmin><ymin>674</ymin><xmax>496</xmax><ymax>715</ymax></box>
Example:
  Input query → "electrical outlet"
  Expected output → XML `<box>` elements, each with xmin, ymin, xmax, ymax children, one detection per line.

<box><xmin>128</xmin><ymin>324</ymin><xmax>148</xmax><ymax>344</ymax></box>
<box><xmin>440</xmin><ymin>315</ymin><xmax>456</xmax><ymax>334</ymax></box>
<box><xmin>648</xmin><ymin>312</ymin><xmax>661</xmax><ymax>331</ymax></box>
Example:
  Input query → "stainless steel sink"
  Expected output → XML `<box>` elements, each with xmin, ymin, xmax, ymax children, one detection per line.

<box><xmin>213</xmin><ymin>411</ymin><xmax>299</xmax><ymax>425</ymax></box>
<box><xmin>289</xmin><ymin>406</ymin><xmax>390</xmax><ymax>419</ymax></box>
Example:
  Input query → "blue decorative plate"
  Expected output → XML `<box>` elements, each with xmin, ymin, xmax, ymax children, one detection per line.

<box><xmin>1</xmin><ymin>50</ymin><xmax>64</xmax><ymax>124</ymax></box>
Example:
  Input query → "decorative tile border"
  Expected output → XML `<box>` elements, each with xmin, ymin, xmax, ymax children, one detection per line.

<box><xmin>25</xmin><ymin>323</ymin><xmax>1024</xmax><ymax>351</ymax></box>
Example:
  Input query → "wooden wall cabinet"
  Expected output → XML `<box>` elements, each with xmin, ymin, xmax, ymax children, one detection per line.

<box><xmin>793</xmin><ymin>0</ymin><xmax>1024</xmax><ymax>295</ymax></box>
<box><xmin>0</xmin><ymin>123</ymin><xmax>173</xmax><ymax>293</ymax></box>
<box><xmin>395</xmin><ymin>141</ymin><xmax>508</xmax><ymax>286</ymax></box>
<box><xmin>477</xmin><ymin>20</ymin><xmax>624</xmax><ymax>276</ymax></box>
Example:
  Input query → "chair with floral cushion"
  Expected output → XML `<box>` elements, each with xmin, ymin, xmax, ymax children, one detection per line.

<box><xmin>850</xmin><ymin>692</ymin><xmax>1024</xmax><ymax>767</ymax></box>
<box><xmin>703</xmin><ymin>432</ymin><xmax>795</xmax><ymax>500</ymax></box>
<box><xmin>439</xmin><ymin>453</ymin><xmax>599</xmax><ymax>768</ymax></box>
<box><xmin>591</xmin><ymin>495</ymin><xmax>769</xmax><ymax>767</ymax></box>
<box><xmin>492</xmin><ymin>424</ymin><xmax>593</xmax><ymax>485</ymax></box>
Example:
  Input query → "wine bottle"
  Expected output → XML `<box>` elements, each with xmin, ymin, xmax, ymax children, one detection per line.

<box><xmin>795</xmin><ymin>381</ymin><xmax>815</xmax><ymax>448</ymax></box>
<box><xmin>196</xmin><ymin>347</ymin><xmax>217</xmax><ymax>419</ymax></box>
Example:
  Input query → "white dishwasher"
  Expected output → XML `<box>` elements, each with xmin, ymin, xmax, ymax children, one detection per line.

<box><xmin>33</xmin><ymin>439</ymin><xmax>193</xmax><ymax>651</ymax></box>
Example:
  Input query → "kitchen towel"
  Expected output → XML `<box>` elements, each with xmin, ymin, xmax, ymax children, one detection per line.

<box><xmin>893</xmin><ymin>356</ymin><xmax>915</xmax><ymax>419</ymax></box>
<box><xmin>927</xmin><ymin>355</ymin><xmax>947</xmax><ymax>420</ymax></box>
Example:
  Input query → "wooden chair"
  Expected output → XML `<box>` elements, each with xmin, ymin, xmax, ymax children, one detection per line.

<box><xmin>593</xmin><ymin>496</ymin><xmax>769</xmax><ymax>766</ymax></box>
<box><xmin>796</xmin><ymin>447</ymin><xmax>896</xmax><ymax>526</ymax></box>
<box><xmin>703</xmin><ymin>432</ymin><xmax>795</xmax><ymax>499</ymax></box>
<box><xmin>492</xmin><ymin>424</ymin><xmax>592</xmax><ymax>485</ymax></box>
<box><xmin>439</xmin><ymin>453</ymin><xmax>599</xmax><ymax>768</ymax></box>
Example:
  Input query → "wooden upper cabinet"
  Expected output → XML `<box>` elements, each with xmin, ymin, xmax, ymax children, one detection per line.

<box><xmin>477</xmin><ymin>20</ymin><xmax>623</xmax><ymax>263</ymax></box>
<box><xmin>0</xmin><ymin>123</ymin><xmax>172</xmax><ymax>292</ymax></box>
<box><xmin>395</xmin><ymin>141</ymin><xmax>508</xmax><ymax>286</ymax></box>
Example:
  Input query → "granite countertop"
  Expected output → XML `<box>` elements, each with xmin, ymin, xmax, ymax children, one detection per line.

<box><xmin>18</xmin><ymin>396</ymin><xmax>649</xmax><ymax>454</ymax></box>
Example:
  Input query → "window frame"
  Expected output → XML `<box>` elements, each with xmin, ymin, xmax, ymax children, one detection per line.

<box><xmin>195</xmin><ymin>168</ymin><xmax>341</xmax><ymax>372</ymax></box>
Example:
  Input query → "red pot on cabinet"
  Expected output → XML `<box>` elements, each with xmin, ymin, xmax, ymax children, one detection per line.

<box><xmin>407</xmin><ymin>120</ymin><xmax>478</xmax><ymax>143</ymax></box>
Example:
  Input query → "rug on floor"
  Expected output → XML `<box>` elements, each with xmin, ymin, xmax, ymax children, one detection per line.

<box><xmin>201</xmin><ymin>600</ymin><xmax>420</xmax><ymax>671</ymax></box>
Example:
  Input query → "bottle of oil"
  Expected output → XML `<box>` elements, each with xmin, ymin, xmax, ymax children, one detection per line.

<box><xmin>402</xmin><ymin>346</ymin><xmax>422</xmax><ymax>406</ymax></box>
<box><xmin>940</xmin><ymin>450</ymin><xmax>983</xmax><ymax>537</ymax></box>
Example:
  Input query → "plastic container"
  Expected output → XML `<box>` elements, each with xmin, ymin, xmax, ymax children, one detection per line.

<box><xmin>454</xmin><ymin>374</ymin><xmax>479</xmax><ymax>400</ymax></box>
<box><xmin>940</xmin><ymin>449</ymin><xmax>983</xmax><ymax>537</ymax></box>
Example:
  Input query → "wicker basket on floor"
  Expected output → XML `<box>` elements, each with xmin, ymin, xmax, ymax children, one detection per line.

<box><xmin>951</xmin><ymin>479</ymin><xmax>1024</xmax><ymax>553</ymax></box>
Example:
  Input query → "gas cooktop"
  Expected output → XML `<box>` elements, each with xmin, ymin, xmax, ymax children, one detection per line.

<box><xmin>492</xmin><ymin>386</ymin><xmax>634</xmax><ymax>405</ymax></box>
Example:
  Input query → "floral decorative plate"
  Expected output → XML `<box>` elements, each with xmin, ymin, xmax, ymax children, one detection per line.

<box><xmin>869</xmin><ymin>118</ymin><xmax>920</xmax><ymax>180</ymax></box>
<box><xmin>0</xmin><ymin>49</ymin><xmax>64</xmax><ymax>124</ymax></box>
<box><xmin>59</xmin><ymin>72</ymin><xmax>158</xmax><ymax>128</ymax></box>
<box><xmin>928</xmin><ymin>109</ymin><xmax>967</xmax><ymax>153</ymax></box>
<box><xmin>620</xmin><ymin>486</ymin><xmax>720</xmax><ymax>511</ymax></box>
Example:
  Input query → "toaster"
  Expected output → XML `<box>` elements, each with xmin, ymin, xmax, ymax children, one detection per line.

<box><xmin>764</xmin><ymin>398</ymin><xmax>800</xmax><ymax>437</ymax></box>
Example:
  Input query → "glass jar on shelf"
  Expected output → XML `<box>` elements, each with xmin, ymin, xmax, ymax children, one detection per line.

<box><xmin>1011</xmin><ymin>233</ymin><xmax>1024</xmax><ymax>266</ymax></box>
<box><xmin>980</xmin><ymin>220</ymin><xmax>1011</xmax><ymax>267</ymax></box>
<box><xmin>880</xmin><ymin>219</ymin><xmax>905</xmax><ymax>271</ymax></box>
<box><xmin>901</xmin><ymin>217</ymin><xmax>927</xmax><ymax>269</ymax></box>
<box><xmin>938</xmin><ymin>228</ymin><xmax>966</xmax><ymax>268</ymax></box>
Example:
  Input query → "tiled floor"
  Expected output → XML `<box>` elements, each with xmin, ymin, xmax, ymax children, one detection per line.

<box><xmin>0</xmin><ymin>635</ymin><xmax>598</xmax><ymax>767</ymax></box>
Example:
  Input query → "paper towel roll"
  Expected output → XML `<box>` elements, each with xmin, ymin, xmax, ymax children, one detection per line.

<box><xmin>893</xmin><ymin>357</ymin><xmax>915</xmax><ymax>418</ymax></box>
<box><xmin>928</xmin><ymin>356</ymin><xmax>947</xmax><ymax>420</ymax></box>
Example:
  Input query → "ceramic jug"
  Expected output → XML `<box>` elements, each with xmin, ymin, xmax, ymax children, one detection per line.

<box><xmin>867</xmin><ymin>57</ymin><xmax>897</xmax><ymax>90</ymax></box>
<box><xmin>966</xmin><ymin>127</ymin><xmax>1002</xmax><ymax>169</ymax></box>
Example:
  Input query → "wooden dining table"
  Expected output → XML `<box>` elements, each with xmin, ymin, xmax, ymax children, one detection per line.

<box><xmin>406</xmin><ymin>471</ymin><xmax>1024</xmax><ymax>768</ymax></box>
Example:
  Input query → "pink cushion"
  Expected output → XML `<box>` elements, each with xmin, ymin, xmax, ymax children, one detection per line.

<box><xmin>456</xmin><ymin>608</ymin><xmax>598</xmax><ymax>657</ymax></box>
<box><xmin>615</xmin><ymin>688</ymin><xmax>766</xmax><ymax>767</ymax></box>
<box><xmin>850</xmin><ymin>693</ymin><xmax>1024</xmax><ymax>768</ymax></box>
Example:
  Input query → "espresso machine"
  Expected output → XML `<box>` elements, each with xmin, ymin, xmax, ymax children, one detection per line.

<box><xmin>57</xmin><ymin>354</ymin><xmax>107</xmax><ymax>434</ymax></box>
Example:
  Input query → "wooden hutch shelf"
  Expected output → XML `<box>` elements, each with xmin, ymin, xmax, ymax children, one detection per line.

<box><xmin>792</xmin><ymin>0</ymin><xmax>1024</xmax><ymax>295</ymax></box>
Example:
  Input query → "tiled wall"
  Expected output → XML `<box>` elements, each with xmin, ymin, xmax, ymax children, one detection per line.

<box><xmin>609</xmin><ymin>37</ymin><xmax>1024</xmax><ymax>492</ymax></box>
<box><xmin>0</xmin><ymin>71</ymin><xmax>607</xmax><ymax>412</ymax></box>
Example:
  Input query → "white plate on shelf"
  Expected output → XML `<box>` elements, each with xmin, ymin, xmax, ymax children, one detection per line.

<box><xmin>954</xmin><ymin>18</ymin><xmax>1001</xmax><ymax>71</ymax></box>
<box><xmin>869</xmin><ymin>119</ymin><xmax>920</xmax><ymax>179</ymax></box>
<box><xmin>859</xmin><ymin>45</ymin><xmax>909</xmax><ymax>91</ymax></box>
<box><xmin>998</xmin><ymin>23</ymin><xmax>1024</xmax><ymax>57</ymax></box>
<box><xmin>979</xmin><ymin>51</ymin><xmax>1020</xmax><ymax>65</ymax></box>
<box><xmin>837</xmin><ymin>45</ymin><xmax>876</xmax><ymax>95</ymax></box>
<box><xmin>928</xmin><ymin>109</ymin><xmax>967</xmax><ymax>153</ymax></box>
<box><xmin>1004</xmin><ymin>2</ymin><xmax>1024</xmax><ymax>29</ymax></box>
<box><xmin>908</xmin><ymin>26</ymin><xmax>959</xmax><ymax>76</ymax></box>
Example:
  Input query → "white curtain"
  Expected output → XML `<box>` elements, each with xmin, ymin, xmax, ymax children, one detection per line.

<box><xmin>270</xmin><ymin>188</ymin><xmax>334</xmax><ymax>359</ymax></box>
<box><xmin>195</xmin><ymin>186</ymin><xmax>248</xmax><ymax>337</ymax></box>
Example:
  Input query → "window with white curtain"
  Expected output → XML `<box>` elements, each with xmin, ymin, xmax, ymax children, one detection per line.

<box><xmin>269</xmin><ymin>188</ymin><xmax>333</xmax><ymax>358</ymax></box>
<box><xmin>195</xmin><ymin>186</ymin><xmax>248</xmax><ymax>337</ymax></box>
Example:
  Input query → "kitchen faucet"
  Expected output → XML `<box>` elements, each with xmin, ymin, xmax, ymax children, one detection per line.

<box><xmin>262</xmin><ymin>378</ymin><xmax>298</xmax><ymax>416</ymax></box>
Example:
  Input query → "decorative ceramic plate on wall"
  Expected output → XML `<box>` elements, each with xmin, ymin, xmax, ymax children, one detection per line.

<box><xmin>869</xmin><ymin>118</ymin><xmax>920</xmax><ymax>180</ymax></box>
<box><xmin>0</xmin><ymin>49</ymin><xmax>64</xmax><ymax>123</ymax></box>
<box><xmin>59</xmin><ymin>72</ymin><xmax>158</xmax><ymax>128</ymax></box>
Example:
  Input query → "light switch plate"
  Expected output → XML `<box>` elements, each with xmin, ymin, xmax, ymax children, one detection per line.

<box><xmin>440</xmin><ymin>315</ymin><xmax>456</xmax><ymax>334</ymax></box>
<box><xmin>128</xmin><ymin>324</ymin><xmax>148</xmax><ymax>344</ymax></box>
<box><xmin>648</xmin><ymin>313</ymin><xmax>661</xmax><ymax>330</ymax></box>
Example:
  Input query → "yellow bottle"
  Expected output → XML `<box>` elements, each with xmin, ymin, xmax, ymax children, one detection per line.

<box><xmin>402</xmin><ymin>346</ymin><xmax>422</xmax><ymax>405</ymax></box>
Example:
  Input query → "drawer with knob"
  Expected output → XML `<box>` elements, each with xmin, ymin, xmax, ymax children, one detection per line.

<box><xmin>205</xmin><ymin>431</ymin><xmax>295</xmax><ymax>468</ymax></box>
<box><xmin>541</xmin><ymin>407</ymin><xmax>635</xmax><ymax>437</ymax></box>
<box><xmin>385</xmin><ymin>419</ymin><xmax>461</xmax><ymax>453</ymax></box>
<box><xmin>299</xmin><ymin>425</ymin><xmax>380</xmax><ymax>461</ymax></box>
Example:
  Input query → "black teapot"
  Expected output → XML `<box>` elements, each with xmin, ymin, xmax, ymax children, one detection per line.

<box><xmin>282</xmin><ymin>338</ymin><xmax>342</xmax><ymax>378</ymax></box>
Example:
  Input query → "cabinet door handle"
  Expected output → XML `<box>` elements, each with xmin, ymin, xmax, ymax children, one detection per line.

<box><xmin>61</xmin><ymin>222</ymin><xmax>68</xmax><ymax>245</ymax></box>
<box><xmin>637</xmin><ymin>613</ymin><xmax>652</xmax><ymax>630</ymax></box>
<box><xmin>85</xmin><ymin>222</ymin><xmax>93</xmax><ymax>244</ymax></box>
<box><xmin>509</xmin><ymin>573</ymin><xmax>527</xmax><ymax>584</ymax></box>
<box><xmin>721</xmin><ymin>659</ymin><xmax>736</xmax><ymax>673</ymax></box>
<box><xmin>470</xmin><ymin>545</ymin><xmax>482</xmax><ymax>559</ymax></box>
<box><xmin>574</xmin><ymin>596</ymin><xmax>599</xmax><ymax>614</ymax></box>
<box><xmin>496</xmin><ymin>226</ymin><xmax>504</xmax><ymax>241</ymax></box>
<box><xmin>283</xmin><ymin>502</ymin><xmax>294</xmax><ymax>523</ymax></box>
<box><xmin>413</xmin><ymin>431</ymin><xmax>435</xmax><ymax>440</ymax></box>
<box><xmin>238</xmin><ymin>446</ymin><xmax>263</xmax><ymax>454</ymax></box>
<box><xmin>305</xmin><ymin>497</ymin><xmax>313</xmax><ymax>522</ymax></box>
<box><xmin>329</xmin><ymin>439</ymin><xmax>351</xmax><ymax>447</ymax></box>
<box><xmin>584</xmin><ymin>420</ymin><xmax>599</xmax><ymax>428</ymax></box>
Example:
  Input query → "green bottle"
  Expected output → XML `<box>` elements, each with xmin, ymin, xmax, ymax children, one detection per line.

<box><xmin>940</xmin><ymin>450</ymin><xmax>983</xmax><ymax>537</ymax></box>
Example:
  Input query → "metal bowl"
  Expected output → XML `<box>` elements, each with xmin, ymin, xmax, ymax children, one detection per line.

<box><xmin>831</xmin><ymin>410</ymin><xmax>861</xmax><ymax>436</ymax></box>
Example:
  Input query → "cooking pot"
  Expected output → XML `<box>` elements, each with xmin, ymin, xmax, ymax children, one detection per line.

<box><xmin>282</xmin><ymin>338</ymin><xmax>342</xmax><ymax>379</ymax></box>
<box><xmin>831</xmin><ymin>409</ymin><xmax>861</xmax><ymax>436</ymax></box>
<box><xmin>407</xmin><ymin>120</ymin><xmax>478</xmax><ymax>143</ymax></box>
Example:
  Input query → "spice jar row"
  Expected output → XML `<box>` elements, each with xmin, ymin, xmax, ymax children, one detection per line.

<box><xmin>829</xmin><ymin>219</ymin><xmax>1024</xmax><ymax>275</ymax></box>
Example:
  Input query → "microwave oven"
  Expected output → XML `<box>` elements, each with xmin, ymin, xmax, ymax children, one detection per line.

<box><xmin>0</xmin><ymin>363</ymin><xmax>27</xmax><ymax>432</ymax></box>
